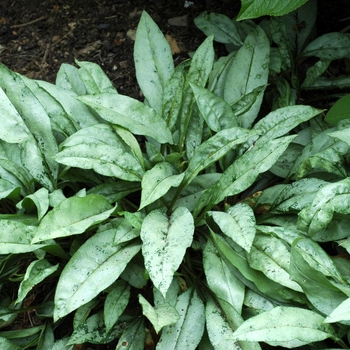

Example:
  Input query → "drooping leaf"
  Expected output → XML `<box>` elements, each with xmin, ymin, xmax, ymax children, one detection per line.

<box><xmin>56</xmin><ymin>63</ymin><xmax>87</xmax><ymax>95</ymax></box>
<box><xmin>140</xmin><ymin>207</ymin><xmax>194</xmax><ymax>297</ymax></box>
<box><xmin>138</xmin><ymin>295</ymin><xmax>179</xmax><ymax>333</ymax></box>
<box><xmin>139</xmin><ymin>162</ymin><xmax>185</xmax><ymax>210</ymax></box>
<box><xmin>104</xmin><ymin>280</ymin><xmax>130</xmax><ymax>333</ymax></box>
<box><xmin>232</xmin><ymin>306</ymin><xmax>339</xmax><ymax>347</ymax></box>
<box><xmin>204</xmin><ymin>239</ymin><xmax>245</xmax><ymax>314</ymax></box>
<box><xmin>208</xmin><ymin>203</ymin><xmax>256</xmax><ymax>252</ymax></box>
<box><xmin>55</xmin><ymin>123</ymin><xmax>144</xmax><ymax>181</ymax></box>
<box><xmin>324</xmin><ymin>297</ymin><xmax>350</xmax><ymax>324</ymax></box>
<box><xmin>156</xmin><ymin>288</ymin><xmax>205</xmax><ymax>350</ymax></box>
<box><xmin>16</xmin><ymin>259</ymin><xmax>59</xmax><ymax>304</ymax></box>
<box><xmin>237</xmin><ymin>0</ymin><xmax>309</xmax><ymax>20</ymax></box>
<box><xmin>290</xmin><ymin>246</ymin><xmax>347</xmax><ymax>315</ymax></box>
<box><xmin>194</xmin><ymin>12</ymin><xmax>243</xmax><ymax>46</ymax></box>
<box><xmin>54</xmin><ymin>232</ymin><xmax>141</xmax><ymax>320</ymax></box>
<box><xmin>77</xmin><ymin>93</ymin><xmax>173</xmax><ymax>144</ymax></box>
<box><xmin>17</xmin><ymin>188</ymin><xmax>49</xmax><ymax>220</ymax></box>
<box><xmin>33</xmin><ymin>194</ymin><xmax>115</xmax><ymax>243</ymax></box>
<box><xmin>134</xmin><ymin>11</ymin><xmax>174</xmax><ymax>114</ymax></box>
<box><xmin>326</xmin><ymin>97</ymin><xmax>350</xmax><ymax>126</ymax></box>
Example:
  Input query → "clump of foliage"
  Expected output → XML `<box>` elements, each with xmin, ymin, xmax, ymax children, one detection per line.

<box><xmin>1</xmin><ymin>0</ymin><xmax>350</xmax><ymax>349</ymax></box>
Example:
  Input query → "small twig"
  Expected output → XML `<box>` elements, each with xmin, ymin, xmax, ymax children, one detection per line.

<box><xmin>41</xmin><ymin>43</ymin><xmax>50</xmax><ymax>69</ymax></box>
<box><xmin>10</xmin><ymin>16</ymin><xmax>46</xmax><ymax>28</ymax></box>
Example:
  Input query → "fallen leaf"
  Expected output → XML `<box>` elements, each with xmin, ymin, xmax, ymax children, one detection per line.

<box><xmin>165</xmin><ymin>34</ymin><xmax>181</xmax><ymax>55</ymax></box>
<box><xmin>77</xmin><ymin>40</ymin><xmax>102</xmax><ymax>56</ymax></box>
<box><xmin>168</xmin><ymin>15</ymin><xmax>188</xmax><ymax>27</ymax></box>
<box><xmin>126</xmin><ymin>29</ymin><xmax>136</xmax><ymax>41</ymax></box>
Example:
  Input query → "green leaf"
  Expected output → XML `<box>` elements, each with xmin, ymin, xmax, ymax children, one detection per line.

<box><xmin>252</xmin><ymin>105</ymin><xmax>322</xmax><ymax>144</ymax></box>
<box><xmin>77</xmin><ymin>93</ymin><xmax>173</xmax><ymax>144</ymax></box>
<box><xmin>325</xmin><ymin>95</ymin><xmax>350</xmax><ymax>126</ymax></box>
<box><xmin>204</xmin><ymin>239</ymin><xmax>245</xmax><ymax>314</ymax></box>
<box><xmin>232</xmin><ymin>306</ymin><xmax>339</xmax><ymax>347</ymax></box>
<box><xmin>290</xmin><ymin>246</ymin><xmax>347</xmax><ymax>315</ymax></box>
<box><xmin>104</xmin><ymin>280</ymin><xmax>130</xmax><ymax>333</ymax></box>
<box><xmin>208</xmin><ymin>203</ymin><xmax>256</xmax><ymax>252</ymax></box>
<box><xmin>183</xmin><ymin>128</ymin><xmax>255</xmax><ymax>188</ymax></box>
<box><xmin>297</xmin><ymin>178</ymin><xmax>350</xmax><ymax>236</ymax></box>
<box><xmin>237</xmin><ymin>0</ymin><xmax>309</xmax><ymax>20</ymax></box>
<box><xmin>190</xmin><ymin>82</ymin><xmax>238</xmax><ymax>132</ymax></box>
<box><xmin>33</xmin><ymin>194</ymin><xmax>115</xmax><ymax>243</ymax></box>
<box><xmin>302</xmin><ymin>58</ymin><xmax>332</xmax><ymax>88</ymax></box>
<box><xmin>76</xmin><ymin>59</ymin><xmax>118</xmax><ymax>94</ymax></box>
<box><xmin>140</xmin><ymin>207</ymin><xmax>194</xmax><ymax>297</ymax></box>
<box><xmin>140</xmin><ymin>162</ymin><xmax>185</xmax><ymax>210</ymax></box>
<box><xmin>17</xmin><ymin>188</ymin><xmax>49</xmax><ymax>220</ymax></box>
<box><xmin>223</xmin><ymin>26</ymin><xmax>270</xmax><ymax>128</ymax></box>
<box><xmin>0</xmin><ymin>86</ymin><xmax>31</xmax><ymax>143</ymax></box>
<box><xmin>195</xmin><ymin>136</ymin><xmax>296</xmax><ymax>218</ymax></box>
<box><xmin>194</xmin><ymin>12</ymin><xmax>243</xmax><ymax>46</ymax></box>
<box><xmin>16</xmin><ymin>259</ymin><xmax>59</xmax><ymax>304</ymax></box>
<box><xmin>134</xmin><ymin>11</ymin><xmax>174</xmax><ymax>114</ymax></box>
<box><xmin>156</xmin><ymin>288</ymin><xmax>205</xmax><ymax>350</ymax></box>
<box><xmin>301</xmin><ymin>32</ymin><xmax>350</xmax><ymax>60</ymax></box>
<box><xmin>248</xmin><ymin>234</ymin><xmax>303</xmax><ymax>292</ymax></box>
<box><xmin>55</xmin><ymin>123</ymin><xmax>144</xmax><ymax>181</ymax></box>
<box><xmin>56</xmin><ymin>63</ymin><xmax>87</xmax><ymax>95</ymax></box>
<box><xmin>0</xmin><ymin>337</ymin><xmax>21</xmax><ymax>350</ymax></box>
<box><xmin>54</xmin><ymin>233</ymin><xmax>141</xmax><ymax>320</ymax></box>
<box><xmin>115</xmin><ymin>317</ymin><xmax>145</xmax><ymax>350</ymax></box>
<box><xmin>68</xmin><ymin>311</ymin><xmax>124</xmax><ymax>345</ymax></box>
<box><xmin>205</xmin><ymin>297</ymin><xmax>244</xmax><ymax>350</ymax></box>
<box><xmin>138</xmin><ymin>295</ymin><xmax>179</xmax><ymax>333</ymax></box>
<box><xmin>324</xmin><ymin>297</ymin><xmax>350</xmax><ymax>323</ymax></box>
<box><xmin>0</xmin><ymin>220</ymin><xmax>49</xmax><ymax>254</ymax></box>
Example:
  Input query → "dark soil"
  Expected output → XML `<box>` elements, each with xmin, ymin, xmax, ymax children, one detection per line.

<box><xmin>0</xmin><ymin>0</ymin><xmax>240</xmax><ymax>100</ymax></box>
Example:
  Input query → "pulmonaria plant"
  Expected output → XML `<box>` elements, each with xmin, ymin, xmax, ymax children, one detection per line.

<box><xmin>1</xmin><ymin>5</ymin><xmax>350</xmax><ymax>350</ymax></box>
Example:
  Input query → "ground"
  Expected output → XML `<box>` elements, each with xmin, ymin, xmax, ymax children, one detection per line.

<box><xmin>0</xmin><ymin>0</ymin><xmax>240</xmax><ymax>100</ymax></box>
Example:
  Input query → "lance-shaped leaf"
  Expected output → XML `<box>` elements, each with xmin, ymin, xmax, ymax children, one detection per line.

<box><xmin>204</xmin><ymin>239</ymin><xmax>245</xmax><ymax>314</ymax></box>
<box><xmin>190</xmin><ymin>82</ymin><xmax>238</xmax><ymax>132</ymax></box>
<box><xmin>231</xmin><ymin>306</ymin><xmax>339</xmax><ymax>347</ymax></box>
<box><xmin>182</xmin><ymin>127</ymin><xmax>254</xmax><ymax>188</ymax></box>
<box><xmin>16</xmin><ymin>259</ymin><xmax>59</xmax><ymax>304</ymax></box>
<box><xmin>140</xmin><ymin>162</ymin><xmax>185</xmax><ymax>210</ymax></box>
<box><xmin>237</xmin><ymin>0</ymin><xmax>308</xmax><ymax>20</ymax></box>
<box><xmin>76</xmin><ymin>59</ymin><xmax>118</xmax><ymax>95</ymax></box>
<box><xmin>78</xmin><ymin>93</ymin><xmax>173</xmax><ymax>144</ymax></box>
<box><xmin>17</xmin><ymin>188</ymin><xmax>49</xmax><ymax>221</ymax></box>
<box><xmin>32</xmin><ymin>194</ymin><xmax>115</xmax><ymax>243</ymax></box>
<box><xmin>208</xmin><ymin>203</ymin><xmax>256</xmax><ymax>252</ymax></box>
<box><xmin>55</xmin><ymin>123</ymin><xmax>144</xmax><ymax>182</ymax></box>
<box><xmin>0</xmin><ymin>220</ymin><xmax>49</xmax><ymax>254</ymax></box>
<box><xmin>140</xmin><ymin>207</ymin><xmax>194</xmax><ymax>297</ymax></box>
<box><xmin>56</xmin><ymin>63</ymin><xmax>87</xmax><ymax>95</ymax></box>
<box><xmin>195</xmin><ymin>135</ymin><xmax>296</xmax><ymax>218</ymax></box>
<box><xmin>324</xmin><ymin>297</ymin><xmax>350</xmax><ymax>324</ymax></box>
<box><xmin>290</xmin><ymin>246</ymin><xmax>347</xmax><ymax>316</ymax></box>
<box><xmin>104</xmin><ymin>280</ymin><xmax>130</xmax><ymax>333</ymax></box>
<box><xmin>248</xmin><ymin>234</ymin><xmax>303</xmax><ymax>292</ymax></box>
<box><xmin>157</xmin><ymin>288</ymin><xmax>205</xmax><ymax>350</ymax></box>
<box><xmin>138</xmin><ymin>295</ymin><xmax>179</xmax><ymax>333</ymax></box>
<box><xmin>134</xmin><ymin>11</ymin><xmax>174</xmax><ymax>114</ymax></box>
<box><xmin>0</xmin><ymin>86</ymin><xmax>31</xmax><ymax>143</ymax></box>
<box><xmin>115</xmin><ymin>318</ymin><xmax>145</xmax><ymax>350</ymax></box>
<box><xmin>224</xmin><ymin>26</ymin><xmax>269</xmax><ymax>128</ymax></box>
<box><xmin>298</xmin><ymin>178</ymin><xmax>350</xmax><ymax>236</ymax></box>
<box><xmin>252</xmin><ymin>105</ymin><xmax>322</xmax><ymax>144</ymax></box>
<box><xmin>194</xmin><ymin>12</ymin><xmax>243</xmax><ymax>46</ymax></box>
<box><xmin>301</xmin><ymin>32</ymin><xmax>350</xmax><ymax>60</ymax></box>
<box><xmin>54</xmin><ymin>232</ymin><xmax>141</xmax><ymax>320</ymax></box>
